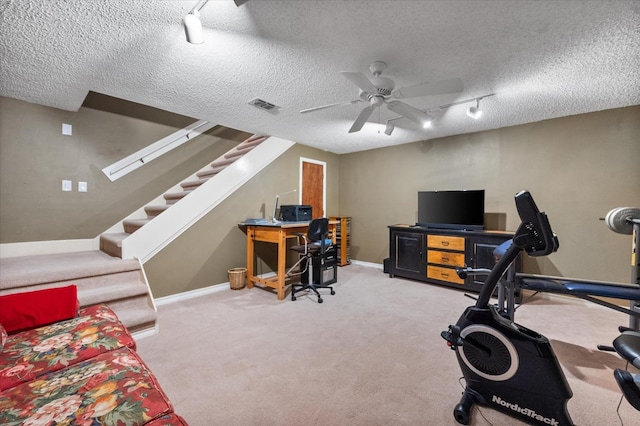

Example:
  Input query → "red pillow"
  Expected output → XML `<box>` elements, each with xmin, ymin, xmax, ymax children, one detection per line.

<box><xmin>0</xmin><ymin>285</ymin><xmax>79</xmax><ymax>334</ymax></box>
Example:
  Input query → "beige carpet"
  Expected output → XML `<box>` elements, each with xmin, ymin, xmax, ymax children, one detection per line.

<box><xmin>135</xmin><ymin>264</ymin><xmax>638</xmax><ymax>426</ymax></box>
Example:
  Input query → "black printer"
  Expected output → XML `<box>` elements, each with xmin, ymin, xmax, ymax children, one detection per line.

<box><xmin>279</xmin><ymin>205</ymin><xmax>312</xmax><ymax>222</ymax></box>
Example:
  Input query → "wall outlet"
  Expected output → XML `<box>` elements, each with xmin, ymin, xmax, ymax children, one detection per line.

<box><xmin>78</xmin><ymin>181</ymin><xmax>88</xmax><ymax>192</ymax></box>
<box><xmin>62</xmin><ymin>180</ymin><xmax>72</xmax><ymax>191</ymax></box>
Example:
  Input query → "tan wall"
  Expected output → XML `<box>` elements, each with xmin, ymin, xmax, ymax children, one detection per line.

<box><xmin>143</xmin><ymin>144</ymin><xmax>340</xmax><ymax>298</ymax></box>
<box><xmin>0</xmin><ymin>96</ymin><xmax>248</xmax><ymax>242</ymax></box>
<box><xmin>2</xmin><ymin>94</ymin><xmax>638</xmax><ymax>295</ymax></box>
<box><xmin>339</xmin><ymin>106</ymin><xmax>640</xmax><ymax>284</ymax></box>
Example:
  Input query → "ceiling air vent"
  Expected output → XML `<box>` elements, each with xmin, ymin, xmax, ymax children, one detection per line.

<box><xmin>248</xmin><ymin>98</ymin><xmax>278</xmax><ymax>111</ymax></box>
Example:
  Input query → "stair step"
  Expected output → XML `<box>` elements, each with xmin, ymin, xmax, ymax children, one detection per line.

<box><xmin>209</xmin><ymin>157</ymin><xmax>237</xmax><ymax>168</ymax></box>
<box><xmin>123</xmin><ymin>218</ymin><xmax>150</xmax><ymax>233</ymax></box>
<box><xmin>0</xmin><ymin>250</ymin><xmax>139</xmax><ymax>289</ymax></box>
<box><xmin>181</xmin><ymin>178</ymin><xmax>210</xmax><ymax>190</ymax></box>
<box><xmin>196</xmin><ymin>165</ymin><xmax>226</xmax><ymax>179</ymax></box>
<box><xmin>241</xmin><ymin>135</ymin><xmax>267</xmax><ymax>147</ymax></box>
<box><xmin>224</xmin><ymin>145</ymin><xmax>255</xmax><ymax>159</ymax></box>
<box><xmin>78</xmin><ymin>280</ymin><xmax>149</xmax><ymax>307</ymax></box>
<box><xmin>144</xmin><ymin>205</ymin><xmax>170</xmax><ymax>217</ymax></box>
<box><xmin>225</xmin><ymin>139</ymin><xmax>264</xmax><ymax>158</ymax></box>
<box><xmin>100</xmin><ymin>233</ymin><xmax>129</xmax><ymax>258</ymax></box>
<box><xmin>0</xmin><ymin>270</ymin><xmax>143</xmax><ymax>297</ymax></box>
<box><xmin>107</xmin><ymin>297</ymin><xmax>157</xmax><ymax>333</ymax></box>
<box><xmin>163</xmin><ymin>191</ymin><xmax>191</xmax><ymax>204</ymax></box>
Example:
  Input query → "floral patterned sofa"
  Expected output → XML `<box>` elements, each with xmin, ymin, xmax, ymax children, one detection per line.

<box><xmin>0</xmin><ymin>303</ymin><xmax>187</xmax><ymax>425</ymax></box>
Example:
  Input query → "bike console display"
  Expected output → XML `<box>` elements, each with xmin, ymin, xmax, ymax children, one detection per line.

<box><xmin>513</xmin><ymin>190</ymin><xmax>559</xmax><ymax>257</ymax></box>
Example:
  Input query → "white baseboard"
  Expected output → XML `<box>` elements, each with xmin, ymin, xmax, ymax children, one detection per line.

<box><xmin>351</xmin><ymin>259</ymin><xmax>384</xmax><ymax>270</ymax></box>
<box><xmin>155</xmin><ymin>282</ymin><xmax>231</xmax><ymax>306</ymax></box>
<box><xmin>153</xmin><ymin>265</ymin><xmax>388</xmax><ymax>308</ymax></box>
<box><xmin>154</xmin><ymin>271</ymin><xmax>278</xmax><ymax>306</ymax></box>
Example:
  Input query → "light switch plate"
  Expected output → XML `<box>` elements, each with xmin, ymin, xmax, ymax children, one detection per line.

<box><xmin>62</xmin><ymin>123</ymin><xmax>72</xmax><ymax>135</ymax></box>
<box><xmin>62</xmin><ymin>180</ymin><xmax>72</xmax><ymax>191</ymax></box>
<box><xmin>78</xmin><ymin>181</ymin><xmax>87</xmax><ymax>192</ymax></box>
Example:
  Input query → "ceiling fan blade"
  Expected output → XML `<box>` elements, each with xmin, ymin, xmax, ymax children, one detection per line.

<box><xmin>393</xmin><ymin>78</ymin><xmax>464</xmax><ymax>99</ymax></box>
<box><xmin>300</xmin><ymin>99</ymin><xmax>362</xmax><ymax>114</ymax></box>
<box><xmin>341</xmin><ymin>71</ymin><xmax>377</xmax><ymax>93</ymax></box>
<box><xmin>348</xmin><ymin>106</ymin><xmax>375</xmax><ymax>133</ymax></box>
<box><xmin>387</xmin><ymin>101</ymin><xmax>430</xmax><ymax>125</ymax></box>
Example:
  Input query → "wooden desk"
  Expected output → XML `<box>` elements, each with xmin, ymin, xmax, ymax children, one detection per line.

<box><xmin>241</xmin><ymin>221</ymin><xmax>337</xmax><ymax>300</ymax></box>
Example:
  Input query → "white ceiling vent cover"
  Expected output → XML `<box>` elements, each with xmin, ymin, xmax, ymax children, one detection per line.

<box><xmin>248</xmin><ymin>98</ymin><xmax>279</xmax><ymax>111</ymax></box>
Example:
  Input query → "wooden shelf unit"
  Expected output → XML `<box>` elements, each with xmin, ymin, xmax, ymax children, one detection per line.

<box><xmin>330</xmin><ymin>216</ymin><xmax>351</xmax><ymax>266</ymax></box>
<box><xmin>388</xmin><ymin>225</ymin><xmax>520</xmax><ymax>294</ymax></box>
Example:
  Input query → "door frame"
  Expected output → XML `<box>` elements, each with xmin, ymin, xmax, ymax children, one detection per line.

<box><xmin>299</xmin><ymin>157</ymin><xmax>326</xmax><ymax>217</ymax></box>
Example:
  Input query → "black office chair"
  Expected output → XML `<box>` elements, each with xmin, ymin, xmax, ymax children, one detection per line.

<box><xmin>287</xmin><ymin>218</ymin><xmax>336</xmax><ymax>303</ymax></box>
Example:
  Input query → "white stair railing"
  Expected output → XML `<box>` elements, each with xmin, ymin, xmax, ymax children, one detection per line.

<box><xmin>120</xmin><ymin>137</ymin><xmax>295</xmax><ymax>262</ymax></box>
<box><xmin>102</xmin><ymin>120</ymin><xmax>217</xmax><ymax>181</ymax></box>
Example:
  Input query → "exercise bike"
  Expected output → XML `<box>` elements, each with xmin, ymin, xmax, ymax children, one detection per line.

<box><xmin>441</xmin><ymin>190</ymin><xmax>640</xmax><ymax>425</ymax></box>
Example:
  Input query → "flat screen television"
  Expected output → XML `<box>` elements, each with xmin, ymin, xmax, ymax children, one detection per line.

<box><xmin>417</xmin><ymin>190</ymin><xmax>485</xmax><ymax>230</ymax></box>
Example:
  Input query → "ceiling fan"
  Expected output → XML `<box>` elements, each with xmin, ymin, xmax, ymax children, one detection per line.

<box><xmin>300</xmin><ymin>61</ymin><xmax>464</xmax><ymax>133</ymax></box>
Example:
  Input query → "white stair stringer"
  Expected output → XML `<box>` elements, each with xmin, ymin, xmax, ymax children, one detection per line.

<box><xmin>120</xmin><ymin>136</ymin><xmax>295</xmax><ymax>262</ymax></box>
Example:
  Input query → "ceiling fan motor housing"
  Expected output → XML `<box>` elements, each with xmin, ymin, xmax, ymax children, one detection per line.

<box><xmin>358</xmin><ymin>76</ymin><xmax>395</xmax><ymax>101</ymax></box>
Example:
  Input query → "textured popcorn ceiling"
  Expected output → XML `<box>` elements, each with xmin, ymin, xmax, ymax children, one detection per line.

<box><xmin>1</xmin><ymin>0</ymin><xmax>639</xmax><ymax>154</ymax></box>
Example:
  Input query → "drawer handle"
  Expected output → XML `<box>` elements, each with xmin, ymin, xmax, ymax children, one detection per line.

<box><xmin>441</xmin><ymin>272</ymin><xmax>449</xmax><ymax>278</ymax></box>
<box><xmin>441</xmin><ymin>256</ymin><xmax>450</xmax><ymax>262</ymax></box>
<box><xmin>441</xmin><ymin>241</ymin><xmax>449</xmax><ymax>246</ymax></box>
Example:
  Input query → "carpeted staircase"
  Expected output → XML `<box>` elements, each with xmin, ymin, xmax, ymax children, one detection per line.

<box><xmin>100</xmin><ymin>134</ymin><xmax>267</xmax><ymax>258</ymax></box>
<box><xmin>0</xmin><ymin>250</ymin><xmax>156</xmax><ymax>335</ymax></box>
<box><xmin>2</xmin><ymin>134</ymin><xmax>269</xmax><ymax>337</ymax></box>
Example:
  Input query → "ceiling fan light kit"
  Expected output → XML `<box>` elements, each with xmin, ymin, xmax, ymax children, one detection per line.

<box><xmin>384</xmin><ymin>122</ymin><xmax>395</xmax><ymax>135</ymax></box>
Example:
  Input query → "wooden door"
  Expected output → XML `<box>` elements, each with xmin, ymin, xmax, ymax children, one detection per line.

<box><xmin>301</xmin><ymin>159</ymin><xmax>325</xmax><ymax>219</ymax></box>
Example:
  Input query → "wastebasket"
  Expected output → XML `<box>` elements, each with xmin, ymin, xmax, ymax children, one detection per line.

<box><xmin>228</xmin><ymin>267</ymin><xmax>247</xmax><ymax>290</ymax></box>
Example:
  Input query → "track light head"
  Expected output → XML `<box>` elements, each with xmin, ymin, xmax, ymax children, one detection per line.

<box><xmin>466</xmin><ymin>99</ymin><xmax>482</xmax><ymax>119</ymax></box>
<box><xmin>384</xmin><ymin>122</ymin><xmax>394</xmax><ymax>135</ymax></box>
<box><xmin>421</xmin><ymin>113</ymin><xmax>434</xmax><ymax>128</ymax></box>
<box><xmin>184</xmin><ymin>11</ymin><xmax>204</xmax><ymax>44</ymax></box>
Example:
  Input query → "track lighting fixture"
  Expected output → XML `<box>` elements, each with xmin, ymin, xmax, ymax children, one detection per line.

<box><xmin>184</xmin><ymin>11</ymin><xmax>203</xmax><ymax>44</ymax></box>
<box><xmin>183</xmin><ymin>0</ymin><xmax>249</xmax><ymax>44</ymax></box>
<box><xmin>466</xmin><ymin>98</ymin><xmax>482</xmax><ymax>119</ymax></box>
<box><xmin>184</xmin><ymin>0</ymin><xmax>209</xmax><ymax>44</ymax></box>
<box><xmin>382</xmin><ymin>94</ymin><xmax>494</xmax><ymax>135</ymax></box>
<box><xmin>421</xmin><ymin>114</ymin><xmax>434</xmax><ymax>128</ymax></box>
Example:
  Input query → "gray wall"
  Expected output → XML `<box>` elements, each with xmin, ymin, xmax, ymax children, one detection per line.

<box><xmin>340</xmin><ymin>106</ymin><xmax>640</xmax><ymax>283</ymax></box>
<box><xmin>0</xmin><ymin>96</ymin><xmax>248</xmax><ymax>242</ymax></box>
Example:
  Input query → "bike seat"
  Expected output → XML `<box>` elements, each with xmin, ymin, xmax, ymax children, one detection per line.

<box><xmin>614</xmin><ymin>369</ymin><xmax>640</xmax><ymax>411</ymax></box>
<box><xmin>613</xmin><ymin>330</ymin><xmax>640</xmax><ymax>369</ymax></box>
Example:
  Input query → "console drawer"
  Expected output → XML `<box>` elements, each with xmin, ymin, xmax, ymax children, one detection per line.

<box><xmin>427</xmin><ymin>265</ymin><xmax>464</xmax><ymax>284</ymax></box>
<box><xmin>427</xmin><ymin>251</ymin><xmax>465</xmax><ymax>267</ymax></box>
<box><xmin>427</xmin><ymin>235</ymin><xmax>465</xmax><ymax>251</ymax></box>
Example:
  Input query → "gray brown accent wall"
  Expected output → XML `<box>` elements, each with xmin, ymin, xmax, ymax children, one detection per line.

<box><xmin>340</xmin><ymin>106</ymin><xmax>640</xmax><ymax>284</ymax></box>
<box><xmin>1</xmin><ymin>93</ymin><xmax>638</xmax><ymax>295</ymax></box>
<box><xmin>143</xmin><ymin>144</ymin><xmax>340</xmax><ymax>298</ymax></box>
<box><xmin>0</xmin><ymin>96</ymin><xmax>248</xmax><ymax>242</ymax></box>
